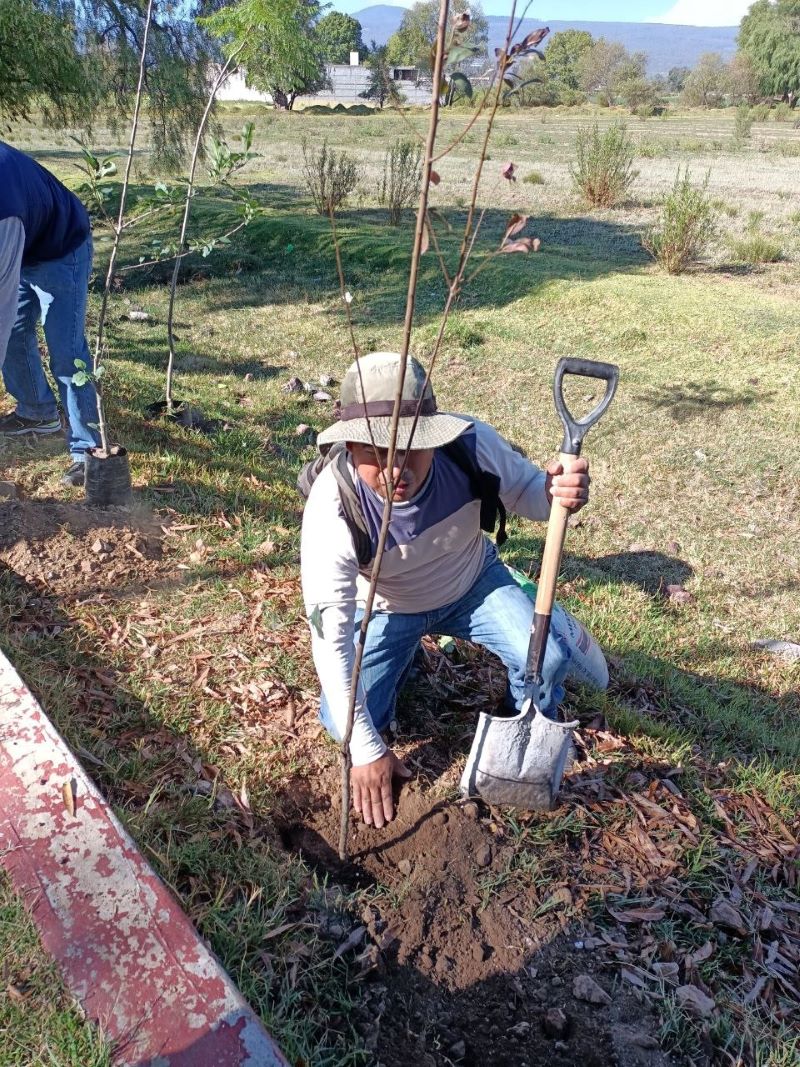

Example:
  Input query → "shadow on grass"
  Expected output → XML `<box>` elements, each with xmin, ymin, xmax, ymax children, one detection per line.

<box><xmin>98</xmin><ymin>185</ymin><xmax>649</xmax><ymax>332</ymax></box>
<box><xmin>638</xmin><ymin>380</ymin><xmax>766</xmax><ymax>419</ymax></box>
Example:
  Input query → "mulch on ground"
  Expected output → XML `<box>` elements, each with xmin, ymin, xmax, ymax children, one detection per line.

<box><xmin>0</xmin><ymin>500</ymin><xmax>797</xmax><ymax>1066</ymax></box>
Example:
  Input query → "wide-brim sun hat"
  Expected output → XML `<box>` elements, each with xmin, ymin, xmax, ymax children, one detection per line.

<box><xmin>317</xmin><ymin>352</ymin><xmax>472</xmax><ymax>450</ymax></box>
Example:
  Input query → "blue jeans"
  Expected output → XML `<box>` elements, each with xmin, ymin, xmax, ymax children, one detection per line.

<box><xmin>3</xmin><ymin>236</ymin><xmax>100</xmax><ymax>459</ymax></box>
<box><xmin>320</xmin><ymin>546</ymin><xmax>571</xmax><ymax>740</ymax></box>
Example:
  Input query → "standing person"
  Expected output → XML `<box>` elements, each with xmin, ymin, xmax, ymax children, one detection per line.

<box><xmin>0</xmin><ymin>141</ymin><xmax>100</xmax><ymax>486</ymax></box>
<box><xmin>300</xmin><ymin>352</ymin><xmax>607</xmax><ymax>830</ymax></box>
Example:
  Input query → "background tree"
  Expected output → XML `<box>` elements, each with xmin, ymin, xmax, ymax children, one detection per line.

<box><xmin>360</xmin><ymin>42</ymin><xmax>403</xmax><ymax>107</ymax></box>
<box><xmin>579</xmin><ymin>38</ymin><xmax>628</xmax><ymax>106</ymax></box>
<box><xmin>1</xmin><ymin>0</ymin><xmax>213</xmax><ymax>168</ymax></box>
<box><xmin>386</xmin><ymin>0</ymin><xmax>488</xmax><ymax>73</ymax></box>
<box><xmin>613</xmin><ymin>51</ymin><xmax>658</xmax><ymax>112</ymax></box>
<box><xmin>727</xmin><ymin>52</ymin><xmax>762</xmax><ymax>104</ymax></box>
<box><xmin>0</xmin><ymin>0</ymin><xmax>92</xmax><ymax>125</ymax></box>
<box><xmin>666</xmin><ymin>66</ymin><xmax>691</xmax><ymax>94</ymax></box>
<box><xmin>544</xmin><ymin>29</ymin><xmax>593</xmax><ymax>91</ymax></box>
<box><xmin>739</xmin><ymin>0</ymin><xmax>800</xmax><ymax>106</ymax></box>
<box><xmin>315</xmin><ymin>11</ymin><xmax>364</xmax><ymax>64</ymax></box>
<box><xmin>204</xmin><ymin>0</ymin><xmax>327</xmax><ymax>111</ymax></box>
<box><xmin>682</xmin><ymin>52</ymin><xmax>730</xmax><ymax>108</ymax></box>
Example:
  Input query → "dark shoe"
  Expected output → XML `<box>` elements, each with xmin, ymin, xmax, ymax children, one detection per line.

<box><xmin>61</xmin><ymin>461</ymin><xmax>85</xmax><ymax>487</ymax></box>
<box><xmin>0</xmin><ymin>411</ymin><xmax>61</xmax><ymax>437</ymax></box>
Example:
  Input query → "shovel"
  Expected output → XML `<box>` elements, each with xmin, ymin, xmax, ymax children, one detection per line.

<box><xmin>460</xmin><ymin>357</ymin><xmax>619</xmax><ymax>810</ymax></box>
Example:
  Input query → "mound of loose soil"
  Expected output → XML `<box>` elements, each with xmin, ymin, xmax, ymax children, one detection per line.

<box><xmin>279</xmin><ymin>769</ymin><xmax>673</xmax><ymax>1067</ymax></box>
<box><xmin>0</xmin><ymin>499</ymin><xmax>168</xmax><ymax>597</ymax></box>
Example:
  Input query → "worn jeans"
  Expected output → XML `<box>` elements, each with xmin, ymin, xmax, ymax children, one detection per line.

<box><xmin>320</xmin><ymin>545</ymin><xmax>570</xmax><ymax>740</ymax></box>
<box><xmin>2</xmin><ymin>236</ymin><xmax>100</xmax><ymax>459</ymax></box>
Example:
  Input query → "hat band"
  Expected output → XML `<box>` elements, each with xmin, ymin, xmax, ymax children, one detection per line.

<box><xmin>337</xmin><ymin>397</ymin><xmax>437</xmax><ymax>421</ymax></box>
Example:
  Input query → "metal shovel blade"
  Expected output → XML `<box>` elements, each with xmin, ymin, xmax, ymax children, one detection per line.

<box><xmin>460</xmin><ymin>698</ymin><xmax>578</xmax><ymax>811</ymax></box>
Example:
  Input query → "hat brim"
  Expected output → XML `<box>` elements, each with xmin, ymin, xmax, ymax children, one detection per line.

<box><xmin>318</xmin><ymin>412</ymin><xmax>472</xmax><ymax>450</ymax></box>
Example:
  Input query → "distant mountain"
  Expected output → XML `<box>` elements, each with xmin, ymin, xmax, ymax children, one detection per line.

<box><xmin>353</xmin><ymin>6</ymin><xmax>739</xmax><ymax>75</ymax></box>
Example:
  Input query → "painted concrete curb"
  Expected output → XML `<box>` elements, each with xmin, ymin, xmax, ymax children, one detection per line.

<box><xmin>0</xmin><ymin>649</ymin><xmax>288</xmax><ymax>1067</ymax></box>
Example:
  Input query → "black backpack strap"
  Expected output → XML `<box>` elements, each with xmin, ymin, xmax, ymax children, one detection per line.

<box><xmin>443</xmin><ymin>436</ymin><xmax>507</xmax><ymax>548</ymax></box>
<box><xmin>331</xmin><ymin>447</ymin><xmax>374</xmax><ymax>567</ymax></box>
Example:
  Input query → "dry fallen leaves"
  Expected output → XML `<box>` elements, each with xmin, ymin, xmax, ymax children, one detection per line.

<box><xmin>62</xmin><ymin>778</ymin><xmax>77</xmax><ymax>817</ymax></box>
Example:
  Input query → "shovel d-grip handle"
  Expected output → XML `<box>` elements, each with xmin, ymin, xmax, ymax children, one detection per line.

<box><xmin>554</xmin><ymin>357</ymin><xmax>619</xmax><ymax>457</ymax></box>
<box><xmin>525</xmin><ymin>358</ymin><xmax>620</xmax><ymax>696</ymax></box>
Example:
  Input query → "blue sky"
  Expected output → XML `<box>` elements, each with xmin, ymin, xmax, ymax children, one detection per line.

<box><xmin>332</xmin><ymin>0</ymin><xmax>752</xmax><ymax>26</ymax></box>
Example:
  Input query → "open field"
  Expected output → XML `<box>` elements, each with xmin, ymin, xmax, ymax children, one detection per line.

<box><xmin>1</xmin><ymin>104</ymin><xmax>799</xmax><ymax>1065</ymax></box>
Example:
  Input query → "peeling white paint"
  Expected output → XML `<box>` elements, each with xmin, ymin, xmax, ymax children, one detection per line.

<box><xmin>0</xmin><ymin>653</ymin><xmax>289</xmax><ymax>1067</ymax></box>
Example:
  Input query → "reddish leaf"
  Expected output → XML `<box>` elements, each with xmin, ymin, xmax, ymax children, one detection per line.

<box><xmin>500</xmin><ymin>238</ymin><xmax>538</xmax><ymax>254</ymax></box>
<box><xmin>504</xmin><ymin>213</ymin><xmax>528</xmax><ymax>240</ymax></box>
<box><xmin>429</xmin><ymin>170</ymin><xmax>441</xmax><ymax>186</ymax></box>
<box><xmin>501</xmin><ymin>161</ymin><xmax>516</xmax><ymax>181</ymax></box>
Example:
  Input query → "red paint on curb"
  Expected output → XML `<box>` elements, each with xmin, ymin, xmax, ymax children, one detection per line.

<box><xmin>0</xmin><ymin>650</ymin><xmax>288</xmax><ymax>1067</ymax></box>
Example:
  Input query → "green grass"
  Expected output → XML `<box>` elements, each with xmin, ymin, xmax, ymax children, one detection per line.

<box><xmin>1</xmin><ymin>103</ymin><xmax>799</xmax><ymax>1065</ymax></box>
<box><xmin>0</xmin><ymin>875</ymin><xmax>112</xmax><ymax>1066</ymax></box>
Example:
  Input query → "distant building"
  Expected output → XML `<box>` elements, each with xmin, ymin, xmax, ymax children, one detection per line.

<box><xmin>215</xmin><ymin>54</ymin><xmax>432</xmax><ymax>108</ymax></box>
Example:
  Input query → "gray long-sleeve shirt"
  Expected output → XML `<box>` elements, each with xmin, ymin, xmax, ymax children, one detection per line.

<box><xmin>300</xmin><ymin>418</ymin><xmax>551</xmax><ymax>764</ymax></box>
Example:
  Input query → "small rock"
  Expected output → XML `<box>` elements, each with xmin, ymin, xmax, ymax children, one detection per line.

<box><xmin>431</xmin><ymin>811</ymin><xmax>448</xmax><ymax>826</ymax></box>
<box><xmin>282</xmin><ymin>376</ymin><xmax>303</xmax><ymax>393</ymax></box>
<box><xmin>313</xmin><ymin>390</ymin><xmax>332</xmax><ymax>402</ymax></box>
<box><xmin>0</xmin><ymin>481</ymin><xmax>18</xmax><ymax>499</ymax></box>
<box><xmin>628</xmin><ymin>541</ymin><xmax>648</xmax><ymax>553</ymax></box>
<box><xmin>676</xmin><ymin>984</ymin><xmax>715</xmax><ymax>1018</ymax></box>
<box><xmin>475</xmin><ymin>845</ymin><xmax>492</xmax><ymax>868</ymax></box>
<box><xmin>294</xmin><ymin>423</ymin><xmax>312</xmax><ymax>437</ymax></box>
<box><xmin>243</xmin><ymin>372</ymin><xmax>253</xmax><ymax>381</ymax></box>
<box><xmin>666</xmin><ymin>584</ymin><xmax>694</xmax><ymax>605</ymax></box>
<box><xmin>435</xmin><ymin>954</ymin><xmax>454</xmax><ymax>976</ymax></box>
<box><xmin>542</xmin><ymin>1007</ymin><xmax>569</xmax><ymax>1039</ymax></box>
<box><xmin>462</xmin><ymin>801</ymin><xmax>480</xmax><ymax>820</ymax></box>
<box><xmin>665</xmin><ymin>539</ymin><xmax>681</xmax><ymax>555</ymax></box>
<box><xmin>91</xmin><ymin>538</ymin><xmax>112</xmax><ymax>555</ymax></box>
<box><xmin>573</xmin><ymin>974</ymin><xmax>612</xmax><ymax>1005</ymax></box>
<box><xmin>128</xmin><ymin>310</ymin><xmax>150</xmax><ymax>321</ymax></box>
<box><xmin>448</xmin><ymin>1039</ymin><xmax>466</xmax><ymax>1060</ymax></box>
<box><xmin>397</xmin><ymin>859</ymin><xmax>413</xmax><ymax>877</ymax></box>
<box><xmin>551</xmin><ymin>976</ymin><xmax>563</xmax><ymax>988</ymax></box>
<box><xmin>751</xmin><ymin>639</ymin><xmax>800</xmax><ymax>663</ymax></box>
<box><xmin>319</xmin><ymin>374</ymin><xmax>336</xmax><ymax>387</ymax></box>
<box><xmin>509</xmin><ymin>1021</ymin><xmax>530</xmax><ymax>1037</ymax></box>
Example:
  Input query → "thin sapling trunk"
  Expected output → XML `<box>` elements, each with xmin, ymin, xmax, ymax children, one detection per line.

<box><xmin>92</xmin><ymin>0</ymin><xmax>155</xmax><ymax>454</ymax></box>
<box><xmin>338</xmin><ymin>0</ymin><xmax>451</xmax><ymax>862</ymax></box>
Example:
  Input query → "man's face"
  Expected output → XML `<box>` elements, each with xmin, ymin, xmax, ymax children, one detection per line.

<box><xmin>348</xmin><ymin>442</ymin><xmax>435</xmax><ymax>503</ymax></box>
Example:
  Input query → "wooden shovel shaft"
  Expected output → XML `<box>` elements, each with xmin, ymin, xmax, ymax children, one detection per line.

<box><xmin>535</xmin><ymin>452</ymin><xmax>574</xmax><ymax>617</ymax></box>
<box><xmin>525</xmin><ymin>452</ymin><xmax>575</xmax><ymax>690</ymax></box>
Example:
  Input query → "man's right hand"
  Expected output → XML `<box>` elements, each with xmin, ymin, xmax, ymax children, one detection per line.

<box><xmin>351</xmin><ymin>750</ymin><xmax>412</xmax><ymax>828</ymax></box>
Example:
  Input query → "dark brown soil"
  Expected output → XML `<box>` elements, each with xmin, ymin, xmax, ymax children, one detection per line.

<box><xmin>0</xmin><ymin>498</ymin><xmax>168</xmax><ymax>597</ymax></box>
<box><xmin>278</xmin><ymin>769</ymin><xmax>674</xmax><ymax>1067</ymax></box>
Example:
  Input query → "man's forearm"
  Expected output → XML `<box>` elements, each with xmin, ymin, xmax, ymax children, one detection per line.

<box><xmin>310</xmin><ymin>602</ymin><xmax>387</xmax><ymax>765</ymax></box>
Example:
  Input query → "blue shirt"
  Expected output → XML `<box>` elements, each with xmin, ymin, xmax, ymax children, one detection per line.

<box><xmin>0</xmin><ymin>142</ymin><xmax>90</xmax><ymax>266</ymax></box>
